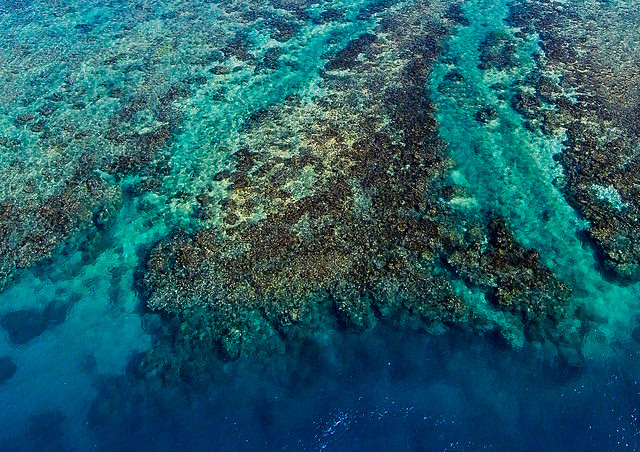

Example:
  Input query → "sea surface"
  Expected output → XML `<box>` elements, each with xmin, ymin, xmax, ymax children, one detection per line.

<box><xmin>1</xmin><ymin>0</ymin><xmax>640</xmax><ymax>450</ymax></box>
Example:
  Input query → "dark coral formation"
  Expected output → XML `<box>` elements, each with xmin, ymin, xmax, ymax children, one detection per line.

<box><xmin>0</xmin><ymin>301</ymin><xmax>68</xmax><ymax>345</ymax></box>
<box><xmin>478</xmin><ymin>31</ymin><xmax>517</xmax><ymax>71</ymax></box>
<box><xmin>507</xmin><ymin>0</ymin><xmax>640</xmax><ymax>281</ymax></box>
<box><xmin>0</xmin><ymin>356</ymin><xmax>17</xmax><ymax>385</ymax></box>
<box><xmin>444</xmin><ymin>219</ymin><xmax>572</xmax><ymax>342</ymax></box>
<box><xmin>0</xmin><ymin>175</ymin><xmax>122</xmax><ymax>283</ymax></box>
<box><xmin>142</xmin><ymin>1</ymin><xmax>575</xmax><ymax>375</ymax></box>
<box><xmin>325</xmin><ymin>32</ymin><xmax>378</xmax><ymax>70</ymax></box>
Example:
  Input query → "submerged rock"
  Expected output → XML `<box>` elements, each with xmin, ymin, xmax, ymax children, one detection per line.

<box><xmin>0</xmin><ymin>301</ymin><xmax>68</xmax><ymax>345</ymax></box>
<box><xmin>475</xmin><ymin>106</ymin><xmax>498</xmax><ymax>123</ymax></box>
<box><xmin>0</xmin><ymin>356</ymin><xmax>17</xmax><ymax>385</ymax></box>
<box><xmin>1</xmin><ymin>309</ymin><xmax>50</xmax><ymax>345</ymax></box>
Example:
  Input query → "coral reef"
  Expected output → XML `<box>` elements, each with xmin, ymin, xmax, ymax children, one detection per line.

<box><xmin>0</xmin><ymin>0</ymin><xmax>591</xmax><ymax>383</ymax></box>
<box><xmin>142</xmin><ymin>0</ymin><xmax>576</xmax><ymax>375</ymax></box>
<box><xmin>0</xmin><ymin>0</ymin><xmax>323</xmax><ymax>287</ymax></box>
<box><xmin>507</xmin><ymin>0</ymin><xmax>640</xmax><ymax>281</ymax></box>
<box><xmin>0</xmin><ymin>1</ymin><xmax>191</xmax><ymax>286</ymax></box>
<box><xmin>443</xmin><ymin>218</ymin><xmax>572</xmax><ymax>342</ymax></box>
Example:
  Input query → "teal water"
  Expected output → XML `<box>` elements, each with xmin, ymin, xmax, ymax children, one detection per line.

<box><xmin>1</xmin><ymin>0</ymin><xmax>640</xmax><ymax>450</ymax></box>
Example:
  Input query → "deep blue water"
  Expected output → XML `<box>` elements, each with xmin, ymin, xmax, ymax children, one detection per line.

<box><xmin>1</xmin><ymin>0</ymin><xmax>640</xmax><ymax>450</ymax></box>
<box><xmin>9</xmin><ymin>326</ymin><xmax>640</xmax><ymax>451</ymax></box>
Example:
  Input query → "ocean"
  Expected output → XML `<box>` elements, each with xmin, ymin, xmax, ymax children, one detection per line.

<box><xmin>1</xmin><ymin>0</ymin><xmax>640</xmax><ymax>450</ymax></box>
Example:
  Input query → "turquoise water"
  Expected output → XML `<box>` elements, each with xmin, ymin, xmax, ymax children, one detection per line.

<box><xmin>1</xmin><ymin>0</ymin><xmax>640</xmax><ymax>450</ymax></box>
